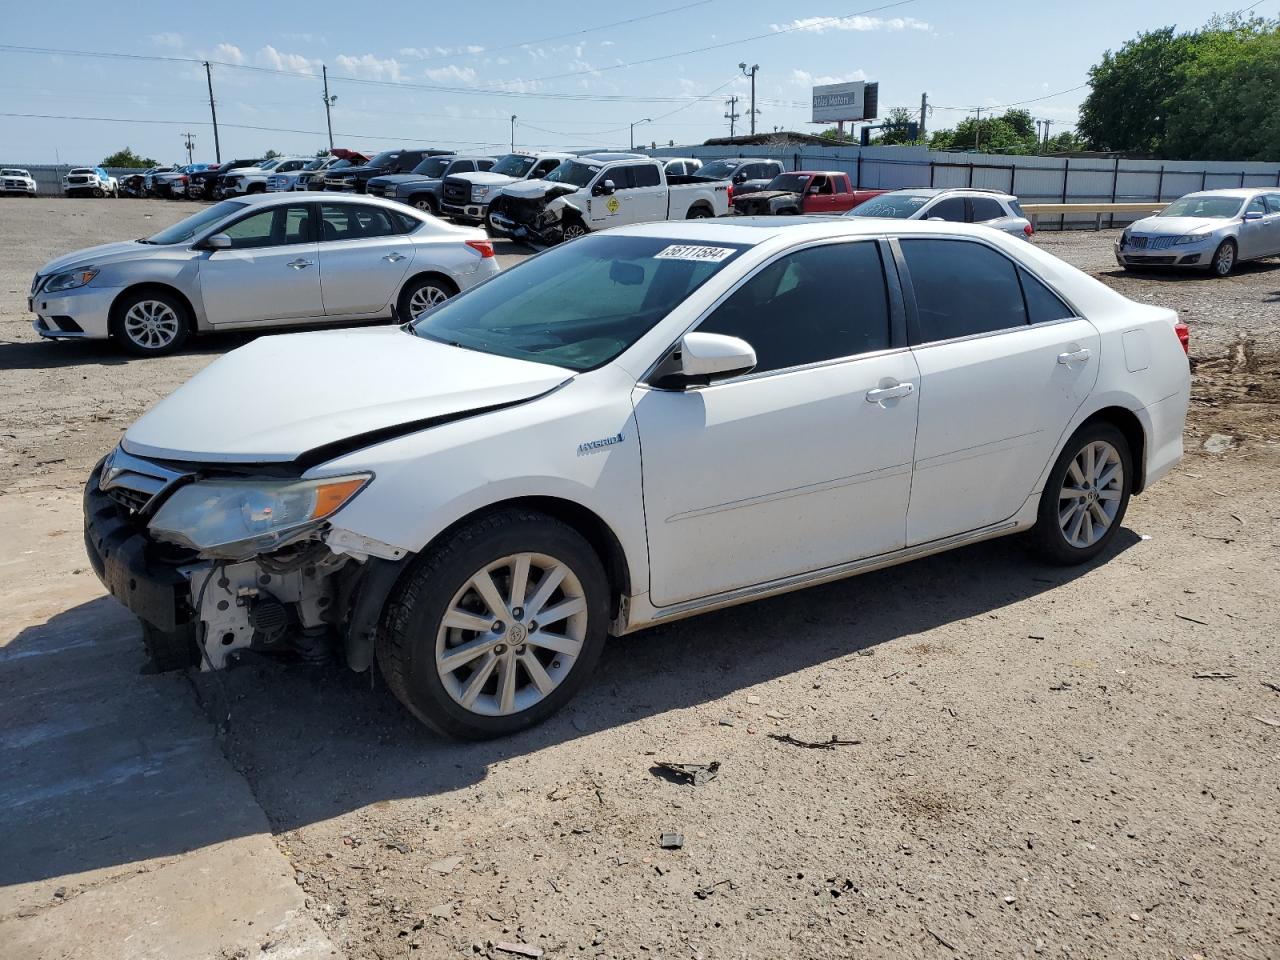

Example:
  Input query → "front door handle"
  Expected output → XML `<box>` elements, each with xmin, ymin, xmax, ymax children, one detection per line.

<box><xmin>865</xmin><ymin>382</ymin><xmax>915</xmax><ymax>404</ymax></box>
<box><xmin>287</xmin><ymin>258</ymin><xmax>314</xmax><ymax>270</ymax></box>
<box><xmin>382</xmin><ymin>252</ymin><xmax>407</xmax><ymax>262</ymax></box>
<box><xmin>1057</xmin><ymin>347</ymin><xmax>1091</xmax><ymax>364</ymax></box>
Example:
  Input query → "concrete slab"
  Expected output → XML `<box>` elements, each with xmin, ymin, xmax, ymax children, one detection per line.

<box><xmin>0</xmin><ymin>483</ymin><xmax>338</xmax><ymax>959</ymax></box>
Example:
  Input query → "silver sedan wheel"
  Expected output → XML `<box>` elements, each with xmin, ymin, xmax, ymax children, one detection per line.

<box><xmin>1058</xmin><ymin>440</ymin><xmax>1124</xmax><ymax>548</ymax></box>
<box><xmin>435</xmin><ymin>552</ymin><xmax>588</xmax><ymax>717</ymax></box>
<box><xmin>122</xmin><ymin>300</ymin><xmax>181</xmax><ymax>350</ymax></box>
<box><xmin>1213</xmin><ymin>241</ymin><xmax>1235</xmax><ymax>276</ymax></box>
<box><xmin>408</xmin><ymin>284</ymin><xmax>449</xmax><ymax>319</ymax></box>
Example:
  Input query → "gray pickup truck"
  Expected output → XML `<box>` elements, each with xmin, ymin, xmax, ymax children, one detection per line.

<box><xmin>366</xmin><ymin>155</ymin><xmax>496</xmax><ymax>214</ymax></box>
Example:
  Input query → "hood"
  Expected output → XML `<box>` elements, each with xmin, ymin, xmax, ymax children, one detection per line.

<box><xmin>502</xmin><ymin>179</ymin><xmax>580</xmax><ymax>201</ymax></box>
<box><xmin>1128</xmin><ymin>216</ymin><xmax>1231</xmax><ymax>236</ymax></box>
<box><xmin>39</xmin><ymin>240</ymin><xmax>152</xmax><ymax>275</ymax></box>
<box><xmin>736</xmin><ymin>190</ymin><xmax>797</xmax><ymax>205</ymax></box>
<box><xmin>369</xmin><ymin>173</ymin><xmax>439</xmax><ymax>188</ymax></box>
<box><xmin>328</xmin><ymin>164</ymin><xmax>386</xmax><ymax>179</ymax></box>
<box><xmin>122</xmin><ymin>327</ymin><xmax>572</xmax><ymax>464</ymax></box>
<box><xmin>450</xmin><ymin>171</ymin><xmax>518</xmax><ymax>188</ymax></box>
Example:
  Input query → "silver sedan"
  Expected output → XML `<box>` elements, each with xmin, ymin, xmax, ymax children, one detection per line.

<box><xmin>29</xmin><ymin>193</ymin><xmax>500</xmax><ymax>355</ymax></box>
<box><xmin>1115</xmin><ymin>188</ymin><xmax>1280</xmax><ymax>276</ymax></box>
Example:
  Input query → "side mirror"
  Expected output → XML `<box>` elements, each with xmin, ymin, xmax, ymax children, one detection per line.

<box><xmin>594</xmin><ymin>179</ymin><xmax>616</xmax><ymax>196</ymax></box>
<box><xmin>733</xmin><ymin>173</ymin><xmax>747</xmax><ymax>183</ymax></box>
<box><xmin>676</xmin><ymin>332</ymin><xmax>756</xmax><ymax>384</ymax></box>
<box><xmin>1243</xmin><ymin>210</ymin><xmax>1264</xmax><ymax>221</ymax></box>
<box><xmin>204</xmin><ymin>233</ymin><xmax>232</xmax><ymax>250</ymax></box>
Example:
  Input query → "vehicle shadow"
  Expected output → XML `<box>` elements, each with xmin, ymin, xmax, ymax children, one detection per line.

<box><xmin>0</xmin><ymin>526</ymin><xmax>1139</xmax><ymax>888</ymax></box>
<box><xmin>1099</xmin><ymin>258</ymin><xmax>1280</xmax><ymax>282</ymax></box>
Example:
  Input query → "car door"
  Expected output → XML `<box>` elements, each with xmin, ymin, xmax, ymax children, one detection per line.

<box><xmin>198</xmin><ymin>203</ymin><xmax>324</xmax><ymax>324</ymax></box>
<box><xmin>588</xmin><ymin>165</ymin><xmax>632</xmax><ymax>229</ymax></box>
<box><xmin>805</xmin><ymin>175</ymin><xmax>838</xmax><ymax>214</ymax></box>
<box><xmin>632</xmin><ymin>239</ymin><xmax>920</xmax><ymax>606</ymax></box>
<box><xmin>1238</xmin><ymin>196</ymin><xmax>1270</xmax><ymax>260</ymax></box>
<box><xmin>629</xmin><ymin>162</ymin><xmax>668</xmax><ymax>222</ymax></box>
<box><xmin>895</xmin><ymin>237</ymin><xmax>1100</xmax><ymax>545</ymax></box>
<box><xmin>1266</xmin><ymin>194</ymin><xmax>1280</xmax><ymax>254</ymax></box>
<box><xmin>968</xmin><ymin>195</ymin><xmax>1019</xmax><ymax>236</ymax></box>
<box><xmin>316</xmin><ymin>202</ymin><xmax>417</xmax><ymax>316</ymax></box>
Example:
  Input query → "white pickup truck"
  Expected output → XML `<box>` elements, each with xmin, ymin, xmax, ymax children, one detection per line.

<box><xmin>487</xmin><ymin>153</ymin><xmax>729</xmax><ymax>243</ymax></box>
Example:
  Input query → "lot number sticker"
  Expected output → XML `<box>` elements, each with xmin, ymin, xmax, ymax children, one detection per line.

<box><xmin>654</xmin><ymin>244</ymin><xmax>735</xmax><ymax>263</ymax></box>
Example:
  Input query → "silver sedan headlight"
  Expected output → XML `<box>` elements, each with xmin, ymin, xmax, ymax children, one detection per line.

<box><xmin>149</xmin><ymin>473</ymin><xmax>371</xmax><ymax>558</ymax></box>
<box><xmin>1175</xmin><ymin>231</ymin><xmax>1214</xmax><ymax>245</ymax></box>
<box><xmin>45</xmin><ymin>268</ymin><xmax>99</xmax><ymax>292</ymax></box>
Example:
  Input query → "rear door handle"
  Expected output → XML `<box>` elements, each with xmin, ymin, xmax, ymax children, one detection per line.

<box><xmin>382</xmin><ymin>252</ymin><xmax>407</xmax><ymax>262</ymax></box>
<box><xmin>865</xmin><ymin>382</ymin><xmax>914</xmax><ymax>404</ymax></box>
<box><xmin>287</xmin><ymin>259</ymin><xmax>313</xmax><ymax>270</ymax></box>
<box><xmin>1057</xmin><ymin>347</ymin><xmax>1091</xmax><ymax>364</ymax></box>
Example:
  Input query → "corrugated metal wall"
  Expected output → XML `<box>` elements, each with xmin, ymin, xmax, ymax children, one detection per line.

<box><xmin>644</xmin><ymin>145</ymin><xmax>1280</xmax><ymax>229</ymax></box>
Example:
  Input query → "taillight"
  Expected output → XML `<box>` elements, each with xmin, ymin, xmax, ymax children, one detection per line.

<box><xmin>727</xmin><ymin>183</ymin><xmax>733</xmax><ymax>204</ymax></box>
<box><xmin>1023</xmin><ymin>222</ymin><xmax>1034</xmax><ymax>237</ymax></box>
<box><xmin>465</xmin><ymin>239</ymin><xmax>494</xmax><ymax>258</ymax></box>
<box><xmin>1175</xmin><ymin>321</ymin><xmax>1189</xmax><ymax>354</ymax></box>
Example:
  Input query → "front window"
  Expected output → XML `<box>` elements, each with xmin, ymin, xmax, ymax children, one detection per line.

<box><xmin>259</xmin><ymin>158</ymin><xmax>282</xmax><ymax>171</ymax></box>
<box><xmin>412</xmin><ymin>157</ymin><xmax>452</xmax><ymax>178</ymax></box>
<box><xmin>545</xmin><ymin>161</ymin><xmax>602</xmax><ymax>188</ymax></box>
<box><xmin>411</xmin><ymin>234</ymin><xmax>747</xmax><ymax>371</ymax></box>
<box><xmin>697</xmin><ymin>160</ymin><xmax>739</xmax><ymax>180</ymax></box>
<box><xmin>846</xmin><ymin>193</ymin><xmax>933</xmax><ymax>218</ymax></box>
<box><xmin>764</xmin><ymin>174</ymin><xmax>811</xmax><ymax>193</ymax></box>
<box><xmin>1158</xmin><ymin>195</ymin><xmax>1244</xmax><ymax>219</ymax></box>
<box><xmin>367</xmin><ymin>150</ymin><xmax>399</xmax><ymax>168</ymax></box>
<box><xmin>143</xmin><ymin>200</ymin><xmax>248</xmax><ymax>244</ymax></box>
<box><xmin>490</xmin><ymin>154</ymin><xmax>538</xmax><ymax>178</ymax></box>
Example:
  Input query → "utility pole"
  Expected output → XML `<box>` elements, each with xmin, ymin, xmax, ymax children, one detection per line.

<box><xmin>973</xmin><ymin>106</ymin><xmax>982</xmax><ymax>152</ymax></box>
<box><xmin>630</xmin><ymin>118</ymin><xmax>651</xmax><ymax>152</ymax></box>
<box><xmin>1041</xmin><ymin>118</ymin><xmax>1054</xmax><ymax>149</ymax></box>
<box><xmin>739</xmin><ymin>62</ymin><xmax>759</xmax><ymax>135</ymax></box>
<box><xmin>203</xmin><ymin>61</ymin><xmax>221</xmax><ymax>162</ymax></box>
<box><xmin>181</xmin><ymin>132</ymin><xmax>196</xmax><ymax>164</ymax></box>
<box><xmin>919</xmin><ymin>92</ymin><xmax>928</xmax><ymax>142</ymax></box>
<box><xmin>510</xmin><ymin>115</ymin><xmax>517</xmax><ymax>151</ymax></box>
<box><xmin>321</xmin><ymin>65</ymin><xmax>337</xmax><ymax>151</ymax></box>
<box><xmin>724</xmin><ymin>95</ymin><xmax>740</xmax><ymax>137</ymax></box>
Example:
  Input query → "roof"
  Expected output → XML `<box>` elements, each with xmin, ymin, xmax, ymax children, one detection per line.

<box><xmin>1183</xmin><ymin>188</ymin><xmax>1268</xmax><ymax>198</ymax></box>
<box><xmin>609</xmin><ymin>215</ymin><xmax>1022</xmax><ymax>246</ymax></box>
<box><xmin>790</xmin><ymin>170</ymin><xmax>848</xmax><ymax>177</ymax></box>
<box><xmin>578</xmin><ymin>152</ymin><xmax>649</xmax><ymax>163</ymax></box>
<box><xmin>231</xmin><ymin>191</ymin><xmax>402</xmax><ymax>209</ymax></box>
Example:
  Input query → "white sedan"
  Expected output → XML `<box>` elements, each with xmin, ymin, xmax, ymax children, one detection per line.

<box><xmin>30</xmin><ymin>193</ymin><xmax>499</xmax><ymax>355</ymax></box>
<box><xmin>85</xmin><ymin>217</ymin><xmax>1190</xmax><ymax>738</ymax></box>
<box><xmin>1116</xmin><ymin>188</ymin><xmax>1280</xmax><ymax>276</ymax></box>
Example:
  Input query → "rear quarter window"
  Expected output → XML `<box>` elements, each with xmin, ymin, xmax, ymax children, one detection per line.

<box><xmin>901</xmin><ymin>238</ymin><xmax>1029</xmax><ymax>342</ymax></box>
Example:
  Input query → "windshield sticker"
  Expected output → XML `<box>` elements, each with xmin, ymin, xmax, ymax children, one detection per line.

<box><xmin>654</xmin><ymin>244</ymin><xmax>736</xmax><ymax>263</ymax></box>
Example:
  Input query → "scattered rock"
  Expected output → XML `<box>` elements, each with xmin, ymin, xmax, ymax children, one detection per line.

<box><xmin>427</xmin><ymin>855</ymin><xmax>463</xmax><ymax>875</ymax></box>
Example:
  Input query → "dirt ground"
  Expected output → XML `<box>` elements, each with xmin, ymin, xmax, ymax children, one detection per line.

<box><xmin>2</xmin><ymin>199</ymin><xmax>1278</xmax><ymax>960</ymax></box>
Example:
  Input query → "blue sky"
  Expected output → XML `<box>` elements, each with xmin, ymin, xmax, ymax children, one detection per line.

<box><xmin>1</xmin><ymin>0</ymin><xmax>1272</xmax><ymax>164</ymax></box>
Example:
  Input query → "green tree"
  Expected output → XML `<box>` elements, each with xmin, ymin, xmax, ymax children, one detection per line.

<box><xmin>101</xmin><ymin>147</ymin><xmax>157</xmax><ymax>168</ymax></box>
<box><xmin>263</xmin><ymin>148</ymin><xmax>282</xmax><ymax>160</ymax></box>
<box><xmin>875</xmin><ymin>107</ymin><xmax>918</xmax><ymax>145</ymax></box>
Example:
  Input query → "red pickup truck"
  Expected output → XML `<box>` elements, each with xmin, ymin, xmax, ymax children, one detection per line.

<box><xmin>730</xmin><ymin>170</ymin><xmax>886</xmax><ymax>216</ymax></box>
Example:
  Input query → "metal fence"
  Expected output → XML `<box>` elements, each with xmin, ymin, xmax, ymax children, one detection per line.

<box><xmin>644</xmin><ymin>144</ymin><xmax>1280</xmax><ymax>230</ymax></box>
<box><xmin>0</xmin><ymin>164</ymin><xmax>140</xmax><ymax>196</ymax></box>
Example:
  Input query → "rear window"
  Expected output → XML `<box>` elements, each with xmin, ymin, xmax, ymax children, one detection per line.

<box><xmin>901</xmin><ymin>238</ymin><xmax>1028</xmax><ymax>342</ymax></box>
<box><xmin>969</xmin><ymin>197</ymin><xmax>1007</xmax><ymax>222</ymax></box>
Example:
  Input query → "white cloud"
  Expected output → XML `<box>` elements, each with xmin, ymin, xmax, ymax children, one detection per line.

<box><xmin>336</xmin><ymin>52</ymin><xmax>404</xmax><ymax>82</ymax></box>
<box><xmin>790</xmin><ymin>68</ymin><xmax>868</xmax><ymax>87</ymax></box>
<box><xmin>771</xmin><ymin>15</ymin><xmax>930</xmax><ymax>34</ymax></box>
<box><xmin>424</xmin><ymin>64</ymin><xmax>478</xmax><ymax>84</ymax></box>
<box><xmin>257</xmin><ymin>44</ymin><xmax>321</xmax><ymax>76</ymax></box>
<box><xmin>215</xmin><ymin>43</ymin><xmax>246</xmax><ymax>65</ymax></box>
<box><xmin>149</xmin><ymin>32</ymin><xmax>184</xmax><ymax>49</ymax></box>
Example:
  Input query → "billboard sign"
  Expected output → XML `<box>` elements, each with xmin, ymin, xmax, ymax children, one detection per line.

<box><xmin>811</xmin><ymin>81</ymin><xmax>879</xmax><ymax>123</ymax></box>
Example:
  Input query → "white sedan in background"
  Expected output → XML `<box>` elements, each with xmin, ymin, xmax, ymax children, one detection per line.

<box><xmin>85</xmin><ymin>217</ymin><xmax>1190</xmax><ymax>738</ymax></box>
<box><xmin>30</xmin><ymin>193</ymin><xmax>499</xmax><ymax>355</ymax></box>
<box><xmin>1116</xmin><ymin>188</ymin><xmax>1280</xmax><ymax>276</ymax></box>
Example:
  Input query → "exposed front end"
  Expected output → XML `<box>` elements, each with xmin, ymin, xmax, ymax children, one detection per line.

<box><xmin>1114</xmin><ymin>226</ymin><xmax>1219</xmax><ymax>269</ymax></box>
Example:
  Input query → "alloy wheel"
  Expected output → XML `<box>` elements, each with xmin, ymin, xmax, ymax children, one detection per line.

<box><xmin>122</xmin><ymin>300</ymin><xmax>181</xmax><ymax>350</ymax></box>
<box><xmin>1058</xmin><ymin>440</ymin><xmax>1124</xmax><ymax>549</ymax></box>
<box><xmin>435</xmin><ymin>552</ymin><xmax>588</xmax><ymax>717</ymax></box>
<box><xmin>562</xmin><ymin>223</ymin><xmax>587</xmax><ymax>242</ymax></box>
<box><xmin>1213</xmin><ymin>242</ymin><xmax>1235</xmax><ymax>276</ymax></box>
<box><xmin>408</xmin><ymin>284</ymin><xmax>449</xmax><ymax>319</ymax></box>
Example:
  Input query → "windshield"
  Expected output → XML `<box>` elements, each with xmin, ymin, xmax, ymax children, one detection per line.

<box><xmin>412</xmin><ymin>157</ymin><xmax>452</xmax><ymax>177</ymax></box>
<box><xmin>490</xmin><ymin>154</ymin><xmax>538</xmax><ymax>177</ymax></box>
<box><xmin>2</xmin><ymin>169</ymin><xmax>26</xmax><ymax>176</ymax></box>
<box><xmin>258</xmin><ymin>158</ymin><xmax>281</xmax><ymax>171</ymax></box>
<box><xmin>328</xmin><ymin>159</ymin><xmax>354</xmax><ymax>171</ymax></box>
<box><xmin>697</xmin><ymin>160</ymin><xmax>741</xmax><ymax>180</ymax></box>
<box><xmin>1158</xmin><ymin>195</ymin><xmax>1244</xmax><ymax>219</ymax></box>
<box><xmin>765</xmin><ymin>174</ymin><xmax>811</xmax><ymax>193</ymax></box>
<box><xmin>70</xmin><ymin>169</ymin><xmax>94</xmax><ymax>175</ymax></box>
<box><xmin>545</xmin><ymin>160</ymin><xmax>601</xmax><ymax>188</ymax></box>
<box><xmin>412</xmin><ymin>234</ymin><xmax>746</xmax><ymax>371</ymax></box>
<box><xmin>144</xmin><ymin>200</ymin><xmax>247</xmax><ymax>244</ymax></box>
<box><xmin>368</xmin><ymin>150</ymin><xmax>399</xmax><ymax>168</ymax></box>
<box><xmin>302</xmin><ymin>158</ymin><xmax>325</xmax><ymax>170</ymax></box>
<box><xmin>846</xmin><ymin>193</ymin><xmax>933</xmax><ymax>218</ymax></box>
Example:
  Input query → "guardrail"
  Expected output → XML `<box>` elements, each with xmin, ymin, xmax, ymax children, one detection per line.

<box><xmin>1022</xmin><ymin>202</ymin><xmax>1167</xmax><ymax>230</ymax></box>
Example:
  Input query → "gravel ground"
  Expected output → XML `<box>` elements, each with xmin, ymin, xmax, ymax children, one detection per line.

<box><xmin>2</xmin><ymin>199</ymin><xmax>1278</xmax><ymax>960</ymax></box>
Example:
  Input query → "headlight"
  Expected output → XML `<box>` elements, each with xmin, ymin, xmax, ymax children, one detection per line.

<box><xmin>149</xmin><ymin>473</ymin><xmax>371</xmax><ymax>558</ymax></box>
<box><xmin>1175</xmin><ymin>231</ymin><xmax>1211</xmax><ymax>245</ymax></box>
<box><xmin>472</xmin><ymin>186</ymin><xmax>489</xmax><ymax>201</ymax></box>
<box><xmin>45</xmin><ymin>269</ymin><xmax>99</xmax><ymax>292</ymax></box>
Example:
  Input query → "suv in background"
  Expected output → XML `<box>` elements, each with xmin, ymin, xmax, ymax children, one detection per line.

<box><xmin>368</xmin><ymin>155</ymin><xmax>496</xmax><ymax>213</ymax></box>
<box><xmin>63</xmin><ymin>167</ymin><xmax>118</xmax><ymax>198</ymax></box>
<box><xmin>187</xmin><ymin>159</ymin><xmax>259</xmax><ymax>200</ymax></box>
<box><xmin>219</xmin><ymin>156</ymin><xmax>311</xmax><ymax>197</ymax></box>
<box><xmin>696</xmin><ymin>158</ymin><xmax>786</xmax><ymax>200</ymax></box>
<box><xmin>441</xmin><ymin>151</ymin><xmax>574</xmax><ymax>224</ymax></box>
<box><xmin>1</xmin><ymin>168</ymin><xmax>38</xmax><ymax>196</ymax></box>
<box><xmin>846</xmin><ymin>187</ymin><xmax>1034</xmax><ymax>239</ymax></box>
<box><xmin>324</xmin><ymin>149</ymin><xmax>451</xmax><ymax>194</ymax></box>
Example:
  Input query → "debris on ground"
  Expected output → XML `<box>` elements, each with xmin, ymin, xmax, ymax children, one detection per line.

<box><xmin>694</xmin><ymin>879</ymin><xmax>735</xmax><ymax>900</ymax></box>
<box><xmin>1048</xmin><ymin>681</ymin><xmax>1073</xmax><ymax>691</ymax></box>
<box><xmin>494</xmin><ymin>942</ymin><xmax>543</xmax><ymax>958</ymax></box>
<box><xmin>660</xmin><ymin>832</ymin><xmax>684</xmax><ymax>849</ymax></box>
<box><xmin>652</xmin><ymin>761</ymin><xmax>720</xmax><ymax>786</ymax></box>
<box><xmin>1192</xmin><ymin>670</ymin><xmax>1236</xmax><ymax>679</ymax></box>
<box><xmin>1176</xmin><ymin>613</ymin><xmax>1211</xmax><ymax>626</ymax></box>
<box><xmin>1252</xmin><ymin>715</ymin><xmax>1280</xmax><ymax>728</ymax></box>
<box><xmin>926</xmin><ymin>927</ymin><xmax>960</xmax><ymax>951</ymax></box>
<box><xmin>426</xmin><ymin>855</ymin><xmax>463</xmax><ymax>875</ymax></box>
<box><xmin>768</xmin><ymin>733</ymin><xmax>860</xmax><ymax>750</ymax></box>
<box><xmin>1261</xmin><ymin>681</ymin><xmax>1280</xmax><ymax>694</ymax></box>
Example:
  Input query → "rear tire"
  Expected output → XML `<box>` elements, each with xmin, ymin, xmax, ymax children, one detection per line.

<box><xmin>377</xmin><ymin>509</ymin><xmax>610</xmax><ymax>739</ymax></box>
<box><xmin>1029</xmin><ymin>422</ymin><xmax>1133</xmax><ymax>565</ymax></box>
<box><xmin>397</xmin><ymin>274</ymin><xmax>458</xmax><ymax>323</ymax></box>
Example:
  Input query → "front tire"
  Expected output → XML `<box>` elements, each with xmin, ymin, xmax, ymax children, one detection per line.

<box><xmin>1029</xmin><ymin>422</ymin><xmax>1133</xmax><ymax>565</ymax></box>
<box><xmin>560</xmin><ymin>218</ymin><xmax>588</xmax><ymax>243</ymax></box>
<box><xmin>92</xmin><ymin>187</ymin><xmax>104</xmax><ymax>198</ymax></box>
<box><xmin>377</xmin><ymin>510</ymin><xmax>610</xmax><ymax>739</ymax></box>
<box><xmin>111</xmin><ymin>289</ymin><xmax>191</xmax><ymax>357</ymax></box>
<box><xmin>410</xmin><ymin>195</ymin><xmax>437</xmax><ymax>215</ymax></box>
<box><xmin>1210</xmin><ymin>239</ymin><xmax>1236</xmax><ymax>277</ymax></box>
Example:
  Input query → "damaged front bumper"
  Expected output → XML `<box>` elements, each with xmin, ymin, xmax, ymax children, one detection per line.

<box><xmin>83</xmin><ymin>458</ymin><xmax>408</xmax><ymax>672</ymax></box>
